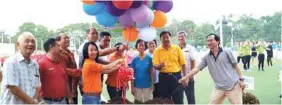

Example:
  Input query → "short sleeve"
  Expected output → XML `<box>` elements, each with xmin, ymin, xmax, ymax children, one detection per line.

<box><xmin>3</xmin><ymin>59</ymin><xmax>19</xmax><ymax>86</ymax></box>
<box><xmin>226</xmin><ymin>49</ymin><xmax>237</xmax><ymax>65</ymax></box>
<box><xmin>178</xmin><ymin>47</ymin><xmax>186</xmax><ymax>65</ymax></box>
<box><xmin>196</xmin><ymin>56</ymin><xmax>207</xmax><ymax>71</ymax></box>
<box><xmin>83</xmin><ymin>61</ymin><xmax>102</xmax><ymax>72</ymax></box>
<box><xmin>152</xmin><ymin>49</ymin><xmax>160</xmax><ymax>66</ymax></box>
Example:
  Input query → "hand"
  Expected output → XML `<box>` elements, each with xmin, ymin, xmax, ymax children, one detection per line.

<box><xmin>68</xmin><ymin>99</ymin><xmax>74</xmax><ymax>104</ymax></box>
<box><xmin>115</xmin><ymin>59</ymin><xmax>124</xmax><ymax>64</ymax></box>
<box><xmin>131</xmin><ymin>87</ymin><xmax>135</xmax><ymax>95</ymax></box>
<box><xmin>181</xmin><ymin>79</ymin><xmax>189</xmax><ymax>87</ymax></box>
<box><xmin>119</xmin><ymin>44</ymin><xmax>128</xmax><ymax>51</ymax></box>
<box><xmin>150</xmin><ymin>85</ymin><xmax>155</xmax><ymax>93</ymax></box>
<box><xmin>159</xmin><ymin>62</ymin><xmax>166</xmax><ymax>68</ymax></box>
<box><xmin>38</xmin><ymin>100</ymin><xmax>46</xmax><ymax>104</ymax></box>
<box><xmin>239</xmin><ymin>81</ymin><xmax>246</xmax><ymax>90</ymax></box>
<box><xmin>178</xmin><ymin>77</ymin><xmax>189</xmax><ymax>84</ymax></box>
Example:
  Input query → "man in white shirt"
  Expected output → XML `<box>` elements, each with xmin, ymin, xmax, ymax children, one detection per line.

<box><xmin>0</xmin><ymin>32</ymin><xmax>40</xmax><ymax>104</ymax></box>
<box><xmin>177</xmin><ymin>31</ymin><xmax>196</xmax><ymax>104</ymax></box>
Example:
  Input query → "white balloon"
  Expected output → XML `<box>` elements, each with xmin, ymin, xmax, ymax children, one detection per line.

<box><xmin>138</xmin><ymin>27</ymin><xmax>157</xmax><ymax>42</ymax></box>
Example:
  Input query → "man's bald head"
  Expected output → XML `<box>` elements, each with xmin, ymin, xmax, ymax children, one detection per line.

<box><xmin>17</xmin><ymin>32</ymin><xmax>36</xmax><ymax>59</ymax></box>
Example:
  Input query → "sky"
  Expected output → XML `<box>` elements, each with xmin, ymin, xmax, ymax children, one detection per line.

<box><xmin>0</xmin><ymin>0</ymin><xmax>281</xmax><ymax>35</ymax></box>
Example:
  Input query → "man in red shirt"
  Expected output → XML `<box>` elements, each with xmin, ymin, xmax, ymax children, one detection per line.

<box><xmin>39</xmin><ymin>38</ymin><xmax>72</xmax><ymax>104</ymax></box>
<box><xmin>56</xmin><ymin>32</ymin><xmax>81</xmax><ymax>104</ymax></box>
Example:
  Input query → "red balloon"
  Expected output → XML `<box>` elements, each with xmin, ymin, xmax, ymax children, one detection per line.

<box><xmin>112</xmin><ymin>0</ymin><xmax>133</xmax><ymax>9</ymax></box>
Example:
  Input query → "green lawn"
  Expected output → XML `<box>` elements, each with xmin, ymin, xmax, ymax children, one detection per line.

<box><xmin>77</xmin><ymin>58</ymin><xmax>281</xmax><ymax>104</ymax></box>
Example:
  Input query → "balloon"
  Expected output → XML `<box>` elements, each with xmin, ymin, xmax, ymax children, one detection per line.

<box><xmin>118</xmin><ymin>10</ymin><xmax>134</xmax><ymax>27</ymax></box>
<box><xmin>83</xmin><ymin>3</ymin><xmax>105</xmax><ymax>16</ymax></box>
<box><xmin>136</xmin><ymin>9</ymin><xmax>154</xmax><ymax>28</ymax></box>
<box><xmin>131</xmin><ymin>5</ymin><xmax>150</xmax><ymax>23</ymax></box>
<box><xmin>154</xmin><ymin>0</ymin><xmax>173</xmax><ymax>13</ymax></box>
<box><xmin>81</xmin><ymin>0</ymin><xmax>95</xmax><ymax>4</ymax></box>
<box><xmin>106</xmin><ymin>2</ymin><xmax>126</xmax><ymax>16</ymax></box>
<box><xmin>151</xmin><ymin>10</ymin><xmax>167</xmax><ymax>28</ymax></box>
<box><xmin>113</xmin><ymin>0</ymin><xmax>133</xmax><ymax>10</ymax></box>
<box><xmin>122</xmin><ymin>27</ymin><xmax>138</xmax><ymax>42</ymax></box>
<box><xmin>130</xmin><ymin>0</ymin><xmax>144</xmax><ymax>8</ymax></box>
<box><xmin>96</xmin><ymin>10</ymin><xmax>118</xmax><ymax>27</ymax></box>
<box><xmin>143</xmin><ymin>0</ymin><xmax>154</xmax><ymax>9</ymax></box>
<box><xmin>139</xmin><ymin>27</ymin><xmax>156</xmax><ymax>42</ymax></box>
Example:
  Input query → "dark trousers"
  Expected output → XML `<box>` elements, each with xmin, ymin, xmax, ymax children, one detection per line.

<box><xmin>237</xmin><ymin>56</ymin><xmax>242</xmax><ymax>64</ymax></box>
<box><xmin>267</xmin><ymin>56</ymin><xmax>273</xmax><ymax>66</ymax></box>
<box><xmin>107</xmin><ymin>85</ymin><xmax>122</xmax><ymax>99</ymax></box>
<box><xmin>184</xmin><ymin>79</ymin><xmax>195</xmax><ymax>104</ymax></box>
<box><xmin>159</xmin><ymin>72</ymin><xmax>183</xmax><ymax>104</ymax></box>
<box><xmin>258</xmin><ymin>54</ymin><xmax>265</xmax><ymax>71</ymax></box>
<box><xmin>153</xmin><ymin>83</ymin><xmax>161</xmax><ymax>99</ymax></box>
<box><xmin>243</xmin><ymin>55</ymin><xmax>251</xmax><ymax>70</ymax></box>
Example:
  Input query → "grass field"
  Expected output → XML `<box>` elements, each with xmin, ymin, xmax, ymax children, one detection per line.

<box><xmin>77</xmin><ymin>55</ymin><xmax>282</xmax><ymax>104</ymax></box>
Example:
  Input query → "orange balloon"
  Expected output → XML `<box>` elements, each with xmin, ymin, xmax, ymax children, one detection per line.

<box><xmin>81</xmin><ymin>0</ymin><xmax>95</xmax><ymax>4</ymax></box>
<box><xmin>122</xmin><ymin>27</ymin><xmax>138</xmax><ymax>42</ymax></box>
<box><xmin>151</xmin><ymin>10</ymin><xmax>167</xmax><ymax>28</ymax></box>
<box><xmin>113</xmin><ymin>0</ymin><xmax>133</xmax><ymax>9</ymax></box>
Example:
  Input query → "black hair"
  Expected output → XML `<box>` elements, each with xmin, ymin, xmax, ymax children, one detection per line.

<box><xmin>114</xmin><ymin>42</ymin><xmax>123</xmax><ymax>47</ymax></box>
<box><xmin>148</xmin><ymin>39</ymin><xmax>157</xmax><ymax>46</ymax></box>
<box><xmin>43</xmin><ymin>38</ymin><xmax>57</xmax><ymax>52</ymax></box>
<box><xmin>206</xmin><ymin>33</ymin><xmax>220</xmax><ymax>45</ymax></box>
<box><xmin>159</xmin><ymin>31</ymin><xmax>172</xmax><ymax>39</ymax></box>
<box><xmin>135</xmin><ymin>39</ymin><xmax>148</xmax><ymax>50</ymax></box>
<box><xmin>55</xmin><ymin>31</ymin><xmax>66</xmax><ymax>41</ymax></box>
<box><xmin>81</xmin><ymin>42</ymin><xmax>99</xmax><ymax>67</ymax></box>
<box><xmin>99</xmin><ymin>31</ymin><xmax>111</xmax><ymax>39</ymax></box>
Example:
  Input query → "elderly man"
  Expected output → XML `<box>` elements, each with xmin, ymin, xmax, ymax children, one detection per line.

<box><xmin>56</xmin><ymin>32</ymin><xmax>81</xmax><ymax>104</ymax></box>
<box><xmin>0</xmin><ymin>32</ymin><xmax>40</xmax><ymax>104</ymax></box>
<box><xmin>177</xmin><ymin>31</ymin><xmax>196</xmax><ymax>104</ymax></box>
<box><xmin>179</xmin><ymin>34</ymin><xmax>245</xmax><ymax>104</ymax></box>
<box><xmin>152</xmin><ymin>31</ymin><xmax>187</xmax><ymax>104</ymax></box>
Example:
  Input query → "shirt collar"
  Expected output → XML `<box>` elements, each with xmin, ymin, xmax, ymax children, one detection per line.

<box><xmin>16</xmin><ymin>52</ymin><xmax>35</xmax><ymax>64</ymax></box>
<box><xmin>45</xmin><ymin>56</ymin><xmax>60</xmax><ymax>63</ymax></box>
<box><xmin>209</xmin><ymin>47</ymin><xmax>223</xmax><ymax>56</ymax></box>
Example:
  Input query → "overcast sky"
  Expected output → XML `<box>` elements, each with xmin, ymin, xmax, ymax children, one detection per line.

<box><xmin>0</xmin><ymin>0</ymin><xmax>281</xmax><ymax>35</ymax></box>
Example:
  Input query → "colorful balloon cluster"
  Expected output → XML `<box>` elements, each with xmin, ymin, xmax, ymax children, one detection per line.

<box><xmin>81</xmin><ymin>0</ymin><xmax>173</xmax><ymax>42</ymax></box>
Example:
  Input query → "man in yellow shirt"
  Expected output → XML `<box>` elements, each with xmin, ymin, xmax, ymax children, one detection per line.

<box><xmin>152</xmin><ymin>31</ymin><xmax>187</xmax><ymax>104</ymax></box>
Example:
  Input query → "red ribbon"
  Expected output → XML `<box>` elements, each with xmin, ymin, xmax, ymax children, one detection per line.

<box><xmin>116</xmin><ymin>66</ymin><xmax>134</xmax><ymax>104</ymax></box>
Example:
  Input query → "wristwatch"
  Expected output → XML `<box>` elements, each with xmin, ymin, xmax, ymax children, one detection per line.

<box><xmin>239</xmin><ymin>78</ymin><xmax>244</xmax><ymax>82</ymax></box>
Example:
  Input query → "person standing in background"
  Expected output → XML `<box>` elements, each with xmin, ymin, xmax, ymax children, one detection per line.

<box><xmin>242</xmin><ymin>41</ymin><xmax>251</xmax><ymax>71</ymax></box>
<box><xmin>266</xmin><ymin>42</ymin><xmax>273</xmax><ymax>66</ymax></box>
<box><xmin>177</xmin><ymin>31</ymin><xmax>196</xmax><ymax>104</ymax></box>
<box><xmin>146</xmin><ymin>39</ymin><xmax>160</xmax><ymax>98</ymax></box>
<box><xmin>251</xmin><ymin>42</ymin><xmax>257</xmax><ymax>66</ymax></box>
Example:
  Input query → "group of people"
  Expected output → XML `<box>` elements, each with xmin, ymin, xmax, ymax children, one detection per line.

<box><xmin>235</xmin><ymin>41</ymin><xmax>274</xmax><ymax>71</ymax></box>
<box><xmin>0</xmin><ymin>27</ymin><xmax>246</xmax><ymax>104</ymax></box>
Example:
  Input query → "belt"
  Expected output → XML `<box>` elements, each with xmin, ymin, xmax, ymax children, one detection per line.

<box><xmin>159</xmin><ymin>71</ymin><xmax>181</xmax><ymax>76</ymax></box>
<box><xmin>84</xmin><ymin>92</ymin><xmax>101</xmax><ymax>97</ymax></box>
<box><xmin>43</xmin><ymin>97</ymin><xmax>65</xmax><ymax>102</ymax></box>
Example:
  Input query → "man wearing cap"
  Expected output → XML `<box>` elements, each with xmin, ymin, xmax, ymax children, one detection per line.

<box><xmin>179</xmin><ymin>34</ymin><xmax>246</xmax><ymax>104</ymax></box>
<box><xmin>152</xmin><ymin>31</ymin><xmax>187</xmax><ymax>104</ymax></box>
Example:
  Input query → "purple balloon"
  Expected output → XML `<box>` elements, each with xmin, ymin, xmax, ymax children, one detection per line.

<box><xmin>130</xmin><ymin>0</ymin><xmax>144</xmax><ymax>8</ymax></box>
<box><xmin>154</xmin><ymin>0</ymin><xmax>173</xmax><ymax>13</ymax></box>
<box><xmin>106</xmin><ymin>2</ymin><xmax>126</xmax><ymax>16</ymax></box>
<box><xmin>118</xmin><ymin>10</ymin><xmax>134</xmax><ymax>27</ymax></box>
<box><xmin>131</xmin><ymin>5</ymin><xmax>150</xmax><ymax>23</ymax></box>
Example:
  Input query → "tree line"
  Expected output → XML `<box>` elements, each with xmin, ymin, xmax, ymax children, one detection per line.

<box><xmin>0</xmin><ymin>12</ymin><xmax>280</xmax><ymax>50</ymax></box>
